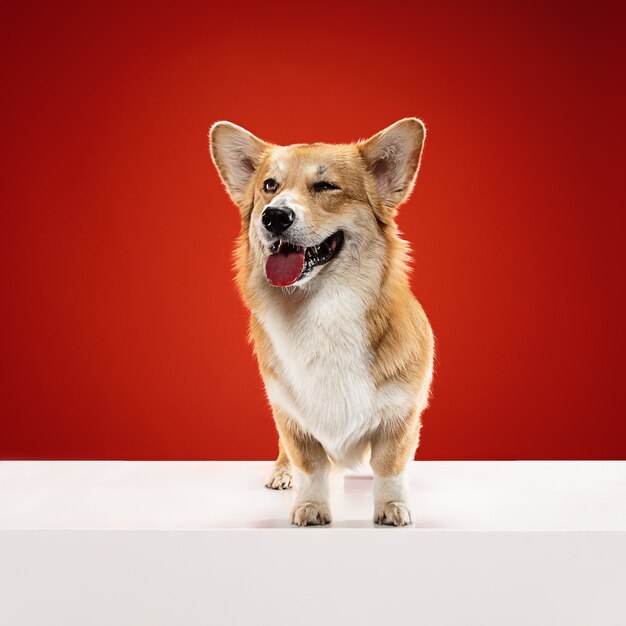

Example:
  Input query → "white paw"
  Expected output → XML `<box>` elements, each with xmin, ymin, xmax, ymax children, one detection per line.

<box><xmin>374</xmin><ymin>501</ymin><xmax>413</xmax><ymax>526</ymax></box>
<box><xmin>291</xmin><ymin>501</ymin><xmax>332</xmax><ymax>526</ymax></box>
<box><xmin>265</xmin><ymin>466</ymin><xmax>293</xmax><ymax>490</ymax></box>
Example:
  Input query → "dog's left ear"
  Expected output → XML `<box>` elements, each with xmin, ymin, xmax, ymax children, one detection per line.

<box><xmin>359</xmin><ymin>118</ymin><xmax>426</xmax><ymax>212</ymax></box>
<box><xmin>209</xmin><ymin>121</ymin><xmax>269</xmax><ymax>208</ymax></box>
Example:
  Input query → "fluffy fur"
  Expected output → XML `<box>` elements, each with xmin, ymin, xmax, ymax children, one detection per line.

<box><xmin>209</xmin><ymin>119</ymin><xmax>434</xmax><ymax>526</ymax></box>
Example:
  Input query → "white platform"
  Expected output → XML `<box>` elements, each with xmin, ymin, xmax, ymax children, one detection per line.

<box><xmin>1</xmin><ymin>461</ymin><xmax>625</xmax><ymax>625</ymax></box>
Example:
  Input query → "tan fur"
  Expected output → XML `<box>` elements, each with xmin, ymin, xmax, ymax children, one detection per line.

<box><xmin>209</xmin><ymin>119</ymin><xmax>434</xmax><ymax>526</ymax></box>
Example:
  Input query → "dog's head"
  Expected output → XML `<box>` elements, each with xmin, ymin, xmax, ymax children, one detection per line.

<box><xmin>209</xmin><ymin>119</ymin><xmax>425</xmax><ymax>289</ymax></box>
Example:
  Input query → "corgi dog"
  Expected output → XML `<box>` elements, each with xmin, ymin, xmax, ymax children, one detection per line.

<box><xmin>209</xmin><ymin>119</ymin><xmax>434</xmax><ymax>526</ymax></box>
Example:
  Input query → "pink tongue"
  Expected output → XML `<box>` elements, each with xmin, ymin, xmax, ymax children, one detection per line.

<box><xmin>266</xmin><ymin>250</ymin><xmax>305</xmax><ymax>287</ymax></box>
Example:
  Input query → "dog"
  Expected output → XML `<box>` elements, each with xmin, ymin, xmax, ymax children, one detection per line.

<box><xmin>209</xmin><ymin>119</ymin><xmax>434</xmax><ymax>526</ymax></box>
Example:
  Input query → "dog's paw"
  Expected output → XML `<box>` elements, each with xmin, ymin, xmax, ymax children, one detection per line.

<box><xmin>264</xmin><ymin>465</ymin><xmax>293</xmax><ymax>490</ymax></box>
<box><xmin>374</xmin><ymin>501</ymin><xmax>413</xmax><ymax>526</ymax></box>
<box><xmin>291</xmin><ymin>501</ymin><xmax>332</xmax><ymax>526</ymax></box>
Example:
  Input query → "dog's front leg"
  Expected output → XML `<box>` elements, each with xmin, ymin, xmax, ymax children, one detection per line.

<box><xmin>273</xmin><ymin>408</ymin><xmax>332</xmax><ymax>526</ymax></box>
<box><xmin>370</xmin><ymin>410</ymin><xmax>422</xmax><ymax>526</ymax></box>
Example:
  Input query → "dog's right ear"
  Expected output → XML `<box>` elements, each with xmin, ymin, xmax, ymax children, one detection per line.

<box><xmin>209</xmin><ymin>122</ymin><xmax>269</xmax><ymax>207</ymax></box>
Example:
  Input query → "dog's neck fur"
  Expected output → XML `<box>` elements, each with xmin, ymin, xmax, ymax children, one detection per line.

<box><xmin>241</xmin><ymin>229</ymin><xmax>415</xmax><ymax>466</ymax></box>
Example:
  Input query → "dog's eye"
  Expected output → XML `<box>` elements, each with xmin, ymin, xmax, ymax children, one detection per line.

<box><xmin>263</xmin><ymin>178</ymin><xmax>279</xmax><ymax>194</ymax></box>
<box><xmin>313</xmin><ymin>181</ymin><xmax>341</xmax><ymax>192</ymax></box>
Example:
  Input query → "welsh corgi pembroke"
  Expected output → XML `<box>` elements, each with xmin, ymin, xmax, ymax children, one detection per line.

<box><xmin>209</xmin><ymin>119</ymin><xmax>434</xmax><ymax>526</ymax></box>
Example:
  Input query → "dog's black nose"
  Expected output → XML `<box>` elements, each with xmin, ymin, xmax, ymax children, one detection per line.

<box><xmin>262</xmin><ymin>206</ymin><xmax>295</xmax><ymax>235</ymax></box>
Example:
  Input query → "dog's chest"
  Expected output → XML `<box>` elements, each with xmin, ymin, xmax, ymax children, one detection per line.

<box><xmin>260</xmin><ymin>288</ymin><xmax>379</xmax><ymax>456</ymax></box>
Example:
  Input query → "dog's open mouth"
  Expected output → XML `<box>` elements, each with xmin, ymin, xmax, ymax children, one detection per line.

<box><xmin>265</xmin><ymin>231</ymin><xmax>344</xmax><ymax>287</ymax></box>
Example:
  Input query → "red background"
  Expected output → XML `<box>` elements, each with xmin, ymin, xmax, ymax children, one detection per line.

<box><xmin>1</xmin><ymin>1</ymin><xmax>624</xmax><ymax>460</ymax></box>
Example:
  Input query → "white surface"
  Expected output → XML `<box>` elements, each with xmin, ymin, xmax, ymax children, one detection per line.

<box><xmin>0</xmin><ymin>460</ymin><xmax>625</xmax><ymax>529</ymax></box>
<box><xmin>1</xmin><ymin>461</ymin><xmax>625</xmax><ymax>626</ymax></box>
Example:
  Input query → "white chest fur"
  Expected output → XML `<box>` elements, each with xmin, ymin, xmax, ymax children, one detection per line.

<box><xmin>259</xmin><ymin>280</ymin><xmax>409</xmax><ymax>465</ymax></box>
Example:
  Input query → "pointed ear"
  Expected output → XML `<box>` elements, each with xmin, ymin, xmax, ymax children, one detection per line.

<box><xmin>359</xmin><ymin>118</ymin><xmax>426</xmax><ymax>211</ymax></box>
<box><xmin>209</xmin><ymin>122</ymin><xmax>269</xmax><ymax>207</ymax></box>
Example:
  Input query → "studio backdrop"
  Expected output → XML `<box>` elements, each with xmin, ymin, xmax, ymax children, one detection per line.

<box><xmin>1</xmin><ymin>1</ymin><xmax>624</xmax><ymax>460</ymax></box>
